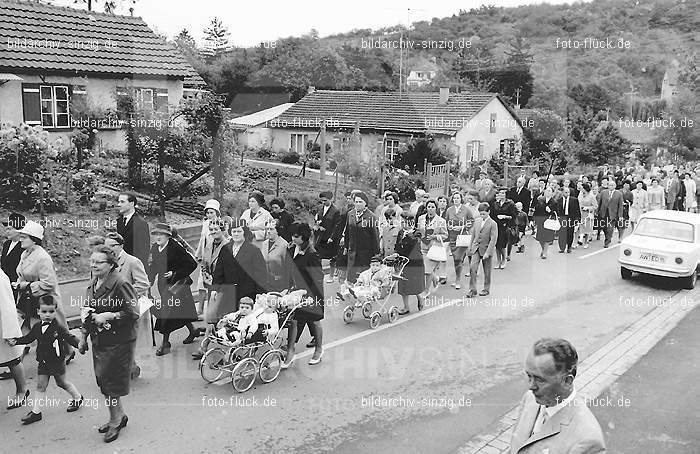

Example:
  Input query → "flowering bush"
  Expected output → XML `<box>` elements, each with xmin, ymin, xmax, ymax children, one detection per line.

<box><xmin>0</xmin><ymin>123</ymin><xmax>68</xmax><ymax>210</ymax></box>
<box><xmin>72</xmin><ymin>169</ymin><xmax>99</xmax><ymax>204</ymax></box>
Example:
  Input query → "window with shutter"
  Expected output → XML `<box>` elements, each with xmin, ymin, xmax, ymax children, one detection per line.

<box><xmin>466</xmin><ymin>142</ymin><xmax>473</xmax><ymax>162</ymax></box>
<box><xmin>21</xmin><ymin>83</ymin><xmax>41</xmax><ymax>125</ymax></box>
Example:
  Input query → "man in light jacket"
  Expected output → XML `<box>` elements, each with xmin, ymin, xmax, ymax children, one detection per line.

<box><xmin>467</xmin><ymin>203</ymin><xmax>498</xmax><ymax>297</ymax></box>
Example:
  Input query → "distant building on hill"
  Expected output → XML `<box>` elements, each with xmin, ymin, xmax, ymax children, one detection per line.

<box><xmin>660</xmin><ymin>59</ymin><xmax>680</xmax><ymax>105</ymax></box>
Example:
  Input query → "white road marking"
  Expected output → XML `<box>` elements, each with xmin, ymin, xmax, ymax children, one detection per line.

<box><xmin>578</xmin><ymin>243</ymin><xmax>620</xmax><ymax>259</ymax></box>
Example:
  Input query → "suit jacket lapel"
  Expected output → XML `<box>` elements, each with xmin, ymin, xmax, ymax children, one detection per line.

<box><xmin>515</xmin><ymin>402</ymin><xmax>575</xmax><ymax>453</ymax></box>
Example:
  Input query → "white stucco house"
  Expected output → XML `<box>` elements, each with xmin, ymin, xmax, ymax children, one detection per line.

<box><xmin>266</xmin><ymin>87</ymin><xmax>524</xmax><ymax>172</ymax></box>
<box><xmin>228</xmin><ymin>103</ymin><xmax>294</xmax><ymax>149</ymax></box>
<box><xmin>0</xmin><ymin>0</ymin><xmax>200</xmax><ymax>151</ymax></box>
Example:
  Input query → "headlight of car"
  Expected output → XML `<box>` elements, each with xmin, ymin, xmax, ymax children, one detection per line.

<box><xmin>623</xmin><ymin>249</ymin><xmax>632</xmax><ymax>256</ymax></box>
<box><xmin>675</xmin><ymin>257</ymin><xmax>683</xmax><ymax>265</ymax></box>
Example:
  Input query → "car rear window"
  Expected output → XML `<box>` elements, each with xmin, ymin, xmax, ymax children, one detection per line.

<box><xmin>635</xmin><ymin>218</ymin><xmax>695</xmax><ymax>243</ymax></box>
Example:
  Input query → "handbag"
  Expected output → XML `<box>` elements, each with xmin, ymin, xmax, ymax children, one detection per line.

<box><xmin>426</xmin><ymin>237</ymin><xmax>447</xmax><ymax>262</ymax></box>
<box><xmin>543</xmin><ymin>213</ymin><xmax>561</xmax><ymax>231</ymax></box>
<box><xmin>455</xmin><ymin>224</ymin><xmax>471</xmax><ymax>248</ymax></box>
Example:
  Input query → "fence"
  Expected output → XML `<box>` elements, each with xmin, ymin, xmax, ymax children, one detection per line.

<box><xmin>424</xmin><ymin>159</ymin><xmax>451</xmax><ymax>198</ymax></box>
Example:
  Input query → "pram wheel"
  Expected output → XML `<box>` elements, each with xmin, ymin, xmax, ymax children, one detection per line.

<box><xmin>342</xmin><ymin>306</ymin><xmax>354</xmax><ymax>324</ymax></box>
<box><xmin>369</xmin><ymin>311</ymin><xmax>381</xmax><ymax>329</ymax></box>
<box><xmin>232</xmin><ymin>357</ymin><xmax>258</xmax><ymax>392</ymax></box>
<box><xmin>259</xmin><ymin>350</ymin><xmax>283</xmax><ymax>383</ymax></box>
<box><xmin>200</xmin><ymin>348</ymin><xmax>228</xmax><ymax>383</ymax></box>
<box><xmin>387</xmin><ymin>306</ymin><xmax>399</xmax><ymax>323</ymax></box>
<box><xmin>361</xmin><ymin>301</ymin><xmax>372</xmax><ymax>318</ymax></box>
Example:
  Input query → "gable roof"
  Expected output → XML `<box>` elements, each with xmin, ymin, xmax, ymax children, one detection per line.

<box><xmin>0</xmin><ymin>0</ymin><xmax>195</xmax><ymax>78</ymax></box>
<box><xmin>275</xmin><ymin>90</ymin><xmax>509</xmax><ymax>134</ymax></box>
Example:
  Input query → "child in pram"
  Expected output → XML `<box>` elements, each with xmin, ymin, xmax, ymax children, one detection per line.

<box><xmin>339</xmin><ymin>255</ymin><xmax>394</xmax><ymax>302</ymax></box>
<box><xmin>215</xmin><ymin>297</ymin><xmax>259</xmax><ymax>346</ymax></box>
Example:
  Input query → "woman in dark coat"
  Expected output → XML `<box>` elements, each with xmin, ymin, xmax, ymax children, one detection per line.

<box><xmin>282</xmin><ymin>222</ymin><xmax>324</xmax><ymax>368</ymax></box>
<box><xmin>533</xmin><ymin>188</ymin><xmax>559</xmax><ymax>259</ymax></box>
<box><xmin>192</xmin><ymin>220</ymin><xmax>237</xmax><ymax>360</ymax></box>
<box><xmin>79</xmin><ymin>245</ymin><xmax>139</xmax><ymax>443</ymax></box>
<box><xmin>393</xmin><ymin>214</ymin><xmax>426</xmax><ymax>315</ymax></box>
<box><xmin>343</xmin><ymin>191</ymin><xmax>380</xmax><ymax>283</ymax></box>
<box><xmin>147</xmin><ymin>223</ymin><xmax>199</xmax><ymax>356</ymax></box>
<box><xmin>490</xmin><ymin>188</ymin><xmax>518</xmax><ymax>269</ymax></box>
<box><xmin>228</xmin><ymin>219</ymin><xmax>266</xmax><ymax>309</ymax></box>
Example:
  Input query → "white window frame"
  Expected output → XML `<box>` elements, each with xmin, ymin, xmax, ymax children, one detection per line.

<box><xmin>290</xmin><ymin>133</ymin><xmax>309</xmax><ymax>153</ymax></box>
<box><xmin>40</xmin><ymin>85</ymin><xmax>70</xmax><ymax>128</ymax></box>
<box><xmin>384</xmin><ymin>139</ymin><xmax>400</xmax><ymax>162</ymax></box>
<box><xmin>135</xmin><ymin>88</ymin><xmax>154</xmax><ymax>111</ymax></box>
<box><xmin>467</xmin><ymin>140</ymin><xmax>484</xmax><ymax>162</ymax></box>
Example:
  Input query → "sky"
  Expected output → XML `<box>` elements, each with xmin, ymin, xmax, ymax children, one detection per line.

<box><xmin>52</xmin><ymin>0</ymin><xmax>583</xmax><ymax>46</ymax></box>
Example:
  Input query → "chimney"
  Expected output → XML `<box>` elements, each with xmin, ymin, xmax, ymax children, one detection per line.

<box><xmin>438</xmin><ymin>87</ymin><xmax>449</xmax><ymax>105</ymax></box>
<box><xmin>307</xmin><ymin>86</ymin><xmax>316</xmax><ymax>95</ymax></box>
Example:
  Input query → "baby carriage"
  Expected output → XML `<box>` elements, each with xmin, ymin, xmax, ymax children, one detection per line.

<box><xmin>198</xmin><ymin>289</ymin><xmax>307</xmax><ymax>392</ymax></box>
<box><xmin>341</xmin><ymin>255</ymin><xmax>410</xmax><ymax>329</ymax></box>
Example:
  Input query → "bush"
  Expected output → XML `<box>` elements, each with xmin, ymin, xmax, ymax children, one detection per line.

<box><xmin>37</xmin><ymin>195</ymin><xmax>68</xmax><ymax>213</ymax></box>
<box><xmin>254</xmin><ymin>146</ymin><xmax>274</xmax><ymax>160</ymax></box>
<box><xmin>72</xmin><ymin>169</ymin><xmax>99</xmax><ymax>204</ymax></box>
<box><xmin>385</xmin><ymin>170</ymin><xmax>424</xmax><ymax>202</ymax></box>
<box><xmin>280</xmin><ymin>152</ymin><xmax>300</xmax><ymax>164</ymax></box>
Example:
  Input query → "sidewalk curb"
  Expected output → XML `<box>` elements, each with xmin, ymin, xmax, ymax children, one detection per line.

<box><xmin>455</xmin><ymin>289</ymin><xmax>700</xmax><ymax>454</ymax></box>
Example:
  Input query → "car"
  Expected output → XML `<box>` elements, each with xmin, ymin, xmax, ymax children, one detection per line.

<box><xmin>619</xmin><ymin>210</ymin><xmax>700</xmax><ymax>289</ymax></box>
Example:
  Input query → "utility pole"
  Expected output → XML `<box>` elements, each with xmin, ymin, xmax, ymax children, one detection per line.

<box><xmin>320</xmin><ymin>119</ymin><xmax>326</xmax><ymax>180</ymax></box>
<box><xmin>623</xmin><ymin>81</ymin><xmax>637</xmax><ymax>119</ymax></box>
<box><xmin>514</xmin><ymin>88</ymin><xmax>521</xmax><ymax>107</ymax></box>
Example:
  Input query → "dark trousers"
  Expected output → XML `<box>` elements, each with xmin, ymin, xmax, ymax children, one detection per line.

<box><xmin>469</xmin><ymin>251</ymin><xmax>492</xmax><ymax>292</ymax></box>
<box><xmin>603</xmin><ymin>216</ymin><xmax>625</xmax><ymax>246</ymax></box>
<box><xmin>558</xmin><ymin>216</ymin><xmax>575</xmax><ymax>251</ymax></box>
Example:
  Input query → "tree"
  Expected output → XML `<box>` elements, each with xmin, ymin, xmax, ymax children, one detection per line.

<box><xmin>202</xmin><ymin>17</ymin><xmax>231</xmax><ymax>58</ymax></box>
<box><xmin>174</xmin><ymin>29</ymin><xmax>201</xmax><ymax>63</ymax></box>
<box><xmin>72</xmin><ymin>0</ymin><xmax>136</xmax><ymax>14</ymax></box>
<box><xmin>493</xmin><ymin>35</ymin><xmax>535</xmax><ymax>107</ymax></box>
<box><xmin>567</xmin><ymin>83</ymin><xmax>614</xmax><ymax>115</ymax></box>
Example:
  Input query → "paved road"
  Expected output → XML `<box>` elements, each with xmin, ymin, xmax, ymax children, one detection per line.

<box><xmin>592</xmin><ymin>305</ymin><xmax>700</xmax><ymax>454</ymax></box>
<box><xmin>2</xmin><ymin>233</ymin><xmax>696</xmax><ymax>453</ymax></box>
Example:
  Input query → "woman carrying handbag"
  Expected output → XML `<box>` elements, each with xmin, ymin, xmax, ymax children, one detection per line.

<box><xmin>534</xmin><ymin>188</ymin><xmax>559</xmax><ymax>259</ymax></box>
<box><xmin>445</xmin><ymin>193</ymin><xmax>474</xmax><ymax>290</ymax></box>
<box><xmin>417</xmin><ymin>199</ymin><xmax>448</xmax><ymax>295</ymax></box>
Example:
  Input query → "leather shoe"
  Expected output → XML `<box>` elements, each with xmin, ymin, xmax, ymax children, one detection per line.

<box><xmin>99</xmin><ymin>415</ymin><xmax>128</xmax><ymax>434</ymax></box>
<box><xmin>479</xmin><ymin>290</ymin><xmax>490</xmax><ymax>296</ymax></box>
<box><xmin>104</xmin><ymin>424</ymin><xmax>122</xmax><ymax>443</ymax></box>
<box><xmin>130</xmin><ymin>365</ymin><xmax>141</xmax><ymax>379</ymax></box>
<box><xmin>7</xmin><ymin>389</ymin><xmax>29</xmax><ymax>410</ymax></box>
<box><xmin>21</xmin><ymin>411</ymin><xmax>42</xmax><ymax>425</ymax></box>
<box><xmin>305</xmin><ymin>338</ymin><xmax>316</xmax><ymax>348</ymax></box>
<box><xmin>183</xmin><ymin>333</ymin><xmax>198</xmax><ymax>344</ymax></box>
<box><xmin>67</xmin><ymin>395</ymin><xmax>83</xmax><ymax>412</ymax></box>
<box><xmin>0</xmin><ymin>371</ymin><xmax>13</xmax><ymax>380</ymax></box>
<box><xmin>466</xmin><ymin>290</ymin><xmax>477</xmax><ymax>298</ymax></box>
<box><xmin>155</xmin><ymin>343</ymin><xmax>171</xmax><ymax>356</ymax></box>
<box><xmin>191</xmin><ymin>351</ymin><xmax>204</xmax><ymax>360</ymax></box>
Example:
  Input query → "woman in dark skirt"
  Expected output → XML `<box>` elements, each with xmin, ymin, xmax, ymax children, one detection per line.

<box><xmin>282</xmin><ymin>222</ymin><xmax>324</xmax><ymax>368</ymax></box>
<box><xmin>79</xmin><ymin>245</ymin><xmax>139</xmax><ymax>443</ymax></box>
<box><xmin>393</xmin><ymin>214</ymin><xmax>426</xmax><ymax>315</ymax></box>
<box><xmin>147</xmin><ymin>223</ymin><xmax>199</xmax><ymax>356</ymax></box>
<box><xmin>533</xmin><ymin>188</ymin><xmax>558</xmax><ymax>259</ymax></box>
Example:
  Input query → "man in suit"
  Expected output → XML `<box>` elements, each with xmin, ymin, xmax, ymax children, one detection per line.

<box><xmin>510</xmin><ymin>338</ymin><xmax>606</xmax><ymax>454</ymax></box>
<box><xmin>467</xmin><ymin>203</ymin><xmax>498</xmax><ymax>297</ymax></box>
<box><xmin>507</xmin><ymin>177</ymin><xmax>532</xmax><ymax>216</ymax></box>
<box><xmin>104</xmin><ymin>232</ymin><xmax>150</xmax><ymax>379</ymax></box>
<box><xmin>314</xmin><ymin>191</ymin><xmax>340</xmax><ymax>283</ymax></box>
<box><xmin>556</xmin><ymin>187</ymin><xmax>581</xmax><ymax>253</ymax></box>
<box><xmin>596</xmin><ymin>179</ymin><xmax>624</xmax><ymax>248</ymax></box>
<box><xmin>116</xmin><ymin>192</ymin><xmax>150</xmax><ymax>272</ymax></box>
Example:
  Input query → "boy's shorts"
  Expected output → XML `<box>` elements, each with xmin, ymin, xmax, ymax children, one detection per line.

<box><xmin>38</xmin><ymin>359</ymin><xmax>66</xmax><ymax>377</ymax></box>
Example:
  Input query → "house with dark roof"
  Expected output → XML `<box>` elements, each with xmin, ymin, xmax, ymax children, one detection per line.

<box><xmin>267</xmin><ymin>87</ymin><xmax>523</xmax><ymax>171</ymax></box>
<box><xmin>0</xmin><ymin>0</ymin><xmax>200</xmax><ymax>150</ymax></box>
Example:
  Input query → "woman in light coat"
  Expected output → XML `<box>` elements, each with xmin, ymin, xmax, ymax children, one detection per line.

<box><xmin>1</xmin><ymin>268</ymin><xmax>28</xmax><ymax>410</ymax></box>
<box><xmin>629</xmin><ymin>181</ymin><xmax>648</xmax><ymax>230</ymax></box>
<box><xmin>194</xmin><ymin>199</ymin><xmax>220</xmax><ymax>316</ymax></box>
<box><xmin>240</xmin><ymin>191</ymin><xmax>274</xmax><ymax>251</ymax></box>
<box><xmin>417</xmin><ymin>199</ymin><xmax>448</xmax><ymax>295</ymax></box>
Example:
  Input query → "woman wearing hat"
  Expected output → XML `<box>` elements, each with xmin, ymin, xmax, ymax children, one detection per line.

<box><xmin>240</xmin><ymin>191</ymin><xmax>274</xmax><ymax>251</ymax></box>
<box><xmin>194</xmin><ymin>199</ymin><xmax>221</xmax><ymax>316</ymax></box>
<box><xmin>79</xmin><ymin>245</ymin><xmax>139</xmax><ymax>442</ymax></box>
<box><xmin>147</xmin><ymin>223</ymin><xmax>199</xmax><ymax>356</ymax></box>
<box><xmin>14</xmin><ymin>221</ymin><xmax>74</xmax><ymax>362</ymax></box>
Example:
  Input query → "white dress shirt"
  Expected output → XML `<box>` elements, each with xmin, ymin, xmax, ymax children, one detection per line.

<box><xmin>532</xmin><ymin>387</ymin><xmax>578</xmax><ymax>435</ymax></box>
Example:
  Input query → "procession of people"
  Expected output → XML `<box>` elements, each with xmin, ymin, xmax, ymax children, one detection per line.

<box><xmin>0</xmin><ymin>160</ymin><xmax>697</xmax><ymax>444</ymax></box>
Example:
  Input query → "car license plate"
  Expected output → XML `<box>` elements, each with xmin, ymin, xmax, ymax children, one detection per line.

<box><xmin>639</xmin><ymin>252</ymin><xmax>665</xmax><ymax>263</ymax></box>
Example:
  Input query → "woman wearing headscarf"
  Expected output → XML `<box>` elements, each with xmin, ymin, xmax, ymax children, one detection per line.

<box><xmin>240</xmin><ymin>191</ymin><xmax>274</xmax><ymax>251</ymax></box>
<box><xmin>147</xmin><ymin>223</ymin><xmax>199</xmax><ymax>356</ymax></box>
<box><xmin>1</xmin><ymin>268</ymin><xmax>28</xmax><ymax>410</ymax></box>
<box><xmin>533</xmin><ymin>188</ymin><xmax>558</xmax><ymax>259</ymax></box>
<box><xmin>79</xmin><ymin>245</ymin><xmax>139</xmax><ymax>443</ymax></box>
<box><xmin>14</xmin><ymin>221</ymin><xmax>74</xmax><ymax>362</ymax></box>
